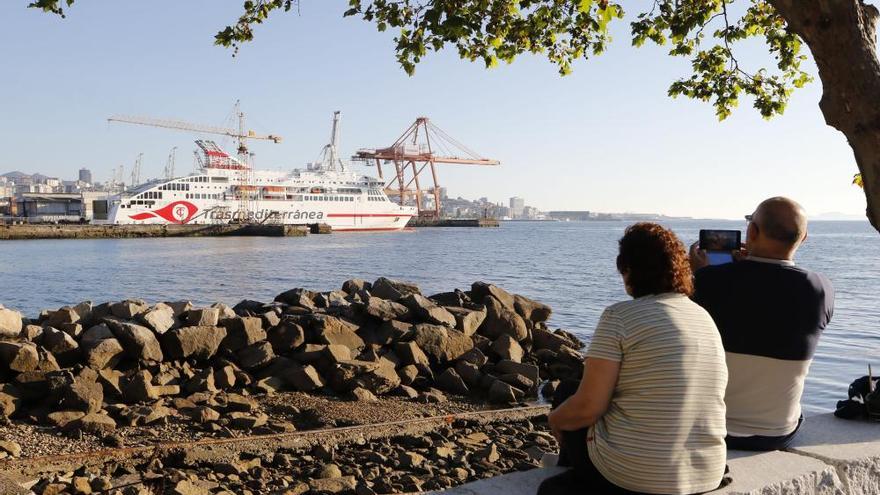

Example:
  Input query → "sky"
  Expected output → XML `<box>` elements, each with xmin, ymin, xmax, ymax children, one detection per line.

<box><xmin>0</xmin><ymin>1</ymin><xmax>868</xmax><ymax>219</ymax></box>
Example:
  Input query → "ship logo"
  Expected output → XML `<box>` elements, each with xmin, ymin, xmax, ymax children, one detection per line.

<box><xmin>128</xmin><ymin>201</ymin><xmax>198</xmax><ymax>224</ymax></box>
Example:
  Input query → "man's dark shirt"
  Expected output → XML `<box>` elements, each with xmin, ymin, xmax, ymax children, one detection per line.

<box><xmin>693</xmin><ymin>258</ymin><xmax>834</xmax><ymax>436</ymax></box>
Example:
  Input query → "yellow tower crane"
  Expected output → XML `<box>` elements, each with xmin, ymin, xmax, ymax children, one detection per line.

<box><xmin>107</xmin><ymin>100</ymin><xmax>282</xmax><ymax>223</ymax></box>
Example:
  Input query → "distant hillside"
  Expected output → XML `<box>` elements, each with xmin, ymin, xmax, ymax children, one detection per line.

<box><xmin>811</xmin><ymin>212</ymin><xmax>867</xmax><ymax>221</ymax></box>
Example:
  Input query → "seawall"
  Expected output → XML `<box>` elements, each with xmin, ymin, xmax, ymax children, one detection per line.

<box><xmin>0</xmin><ymin>223</ymin><xmax>330</xmax><ymax>240</ymax></box>
<box><xmin>408</xmin><ymin>217</ymin><xmax>500</xmax><ymax>227</ymax></box>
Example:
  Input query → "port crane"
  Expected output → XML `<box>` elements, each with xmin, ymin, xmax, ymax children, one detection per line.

<box><xmin>107</xmin><ymin>101</ymin><xmax>281</xmax><ymax>222</ymax></box>
<box><xmin>352</xmin><ymin>117</ymin><xmax>500</xmax><ymax>219</ymax></box>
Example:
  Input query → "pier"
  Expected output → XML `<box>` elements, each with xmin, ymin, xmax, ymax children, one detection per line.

<box><xmin>0</xmin><ymin>223</ymin><xmax>332</xmax><ymax>240</ymax></box>
<box><xmin>407</xmin><ymin>217</ymin><xmax>500</xmax><ymax>228</ymax></box>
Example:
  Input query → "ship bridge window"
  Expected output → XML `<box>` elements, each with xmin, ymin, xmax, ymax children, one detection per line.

<box><xmin>211</xmin><ymin>177</ymin><xmax>228</xmax><ymax>183</ymax></box>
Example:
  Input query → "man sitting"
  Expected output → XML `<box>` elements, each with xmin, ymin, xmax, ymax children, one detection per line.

<box><xmin>691</xmin><ymin>197</ymin><xmax>834</xmax><ymax>451</ymax></box>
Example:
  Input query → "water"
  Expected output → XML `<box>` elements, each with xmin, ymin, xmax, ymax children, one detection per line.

<box><xmin>1</xmin><ymin>220</ymin><xmax>878</xmax><ymax>414</ymax></box>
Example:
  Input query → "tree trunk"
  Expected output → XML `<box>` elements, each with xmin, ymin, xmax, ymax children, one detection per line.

<box><xmin>770</xmin><ymin>0</ymin><xmax>880</xmax><ymax>233</ymax></box>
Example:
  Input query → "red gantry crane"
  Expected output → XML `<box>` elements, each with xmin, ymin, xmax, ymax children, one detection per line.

<box><xmin>352</xmin><ymin>117</ymin><xmax>500</xmax><ymax>219</ymax></box>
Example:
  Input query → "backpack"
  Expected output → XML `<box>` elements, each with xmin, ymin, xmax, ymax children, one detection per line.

<box><xmin>834</xmin><ymin>375</ymin><xmax>880</xmax><ymax>421</ymax></box>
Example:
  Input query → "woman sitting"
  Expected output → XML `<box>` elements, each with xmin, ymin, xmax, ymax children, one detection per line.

<box><xmin>540</xmin><ymin>223</ymin><xmax>728</xmax><ymax>495</ymax></box>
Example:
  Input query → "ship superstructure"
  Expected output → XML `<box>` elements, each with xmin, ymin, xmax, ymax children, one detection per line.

<box><xmin>100</xmin><ymin>112</ymin><xmax>416</xmax><ymax>231</ymax></box>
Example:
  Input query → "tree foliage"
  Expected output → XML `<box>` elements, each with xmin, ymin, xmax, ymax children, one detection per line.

<box><xmin>30</xmin><ymin>0</ymin><xmax>810</xmax><ymax>122</ymax></box>
<box><xmin>854</xmin><ymin>173</ymin><xmax>864</xmax><ymax>189</ymax></box>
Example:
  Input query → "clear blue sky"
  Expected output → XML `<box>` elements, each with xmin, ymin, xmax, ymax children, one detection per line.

<box><xmin>0</xmin><ymin>1</ymin><xmax>867</xmax><ymax>219</ymax></box>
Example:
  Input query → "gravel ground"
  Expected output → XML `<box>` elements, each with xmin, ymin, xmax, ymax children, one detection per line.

<box><xmin>0</xmin><ymin>391</ymin><xmax>488</xmax><ymax>460</ymax></box>
<box><xmin>19</xmin><ymin>415</ymin><xmax>556</xmax><ymax>494</ymax></box>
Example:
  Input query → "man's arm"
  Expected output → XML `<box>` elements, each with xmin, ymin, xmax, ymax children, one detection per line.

<box><xmin>548</xmin><ymin>357</ymin><xmax>620</xmax><ymax>439</ymax></box>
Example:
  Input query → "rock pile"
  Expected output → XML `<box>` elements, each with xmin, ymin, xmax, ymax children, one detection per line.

<box><xmin>0</xmin><ymin>279</ymin><xmax>585</xmax><ymax>439</ymax></box>
<box><xmin>25</xmin><ymin>417</ymin><xmax>555</xmax><ymax>495</ymax></box>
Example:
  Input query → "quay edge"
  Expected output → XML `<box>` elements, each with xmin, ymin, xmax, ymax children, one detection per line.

<box><xmin>0</xmin><ymin>223</ymin><xmax>332</xmax><ymax>240</ymax></box>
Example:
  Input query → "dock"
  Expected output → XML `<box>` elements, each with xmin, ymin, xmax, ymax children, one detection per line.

<box><xmin>408</xmin><ymin>217</ymin><xmax>500</xmax><ymax>228</ymax></box>
<box><xmin>0</xmin><ymin>223</ymin><xmax>332</xmax><ymax>240</ymax></box>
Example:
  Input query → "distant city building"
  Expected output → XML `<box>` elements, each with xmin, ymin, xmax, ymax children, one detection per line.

<box><xmin>509</xmin><ymin>196</ymin><xmax>525</xmax><ymax>218</ymax></box>
<box><xmin>78</xmin><ymin>168</ymin><xmax>93</xmax><ymax>184</ymax></box>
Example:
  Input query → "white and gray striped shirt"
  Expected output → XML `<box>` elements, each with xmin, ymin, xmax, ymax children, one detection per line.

<box><xmin>586</xmin><ymin>293</ymin><xmax>728</xmax><ymax>495</ymax></box>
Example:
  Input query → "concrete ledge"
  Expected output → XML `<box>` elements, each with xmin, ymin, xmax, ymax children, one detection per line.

<box><xmin>436</xmin><ymin>467</ymin><xmax>566</xmax><ymax>495</ymax></box>
<box><xmin>717</xmin><ymin>450</ymin><xmax>844</xmax><ymax>495</ymax></box>
<box><xmin>436</xmin><ymin>450</ymin><xmax>845</xmax><ymax>495</ymax></box>
<box><xmin>789</xmin><ymin>413</ymin><xmax>880</xmax><ymax>495</ymax></box>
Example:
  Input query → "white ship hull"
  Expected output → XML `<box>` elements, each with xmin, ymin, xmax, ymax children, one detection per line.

<box><xmin>99</xmin><ymin>141</ymin><xmax>416</xmax><ymax>231</ymax></box>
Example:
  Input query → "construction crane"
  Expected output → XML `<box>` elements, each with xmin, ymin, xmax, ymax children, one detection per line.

<box><xmin>352</xmin><ymin>117</ymin><xmax>500</xmax><ymax>219</ymax></box>
<box><xmin>108</xmin><ymin>100</ymin><xmax>281</xmax><ymax>164</ymax></box>
<box><xmin>107</xmin><ymin>101</ymin><xmax>281</xmax><ymax>223</ymax></box>
<box><xmin>164</xmin><ymin>147</ymin><xmax>177</xmax><ymax>180</ymax></box>
<box><xmin>130</xmin><ymin>153</ymin><xmax>143</xmax><ymax>188</ymax></box>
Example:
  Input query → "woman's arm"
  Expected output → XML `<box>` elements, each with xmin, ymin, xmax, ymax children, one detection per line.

<box><xmin>548</xmin><ymin>357</ymin><xmax>621</xmax><ymax>438</ymax></box>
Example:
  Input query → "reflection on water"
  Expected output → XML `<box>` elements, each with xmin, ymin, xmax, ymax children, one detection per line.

<box><xmin>1</xmin><ymin>220</ymin><xmax>877</xmax><ymax>414</ymax></box>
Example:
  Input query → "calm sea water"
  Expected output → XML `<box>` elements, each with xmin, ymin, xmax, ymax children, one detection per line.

<box><xmin>1</xmin><ymin>220</ymin><xmax>877</xmax><ymax>414</ymax></box>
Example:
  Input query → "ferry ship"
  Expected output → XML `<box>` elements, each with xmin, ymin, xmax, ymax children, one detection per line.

<box><xmin>97</xmin><ymin>113</ymin><xmax>417</xmax><ymax>232</ymax></box>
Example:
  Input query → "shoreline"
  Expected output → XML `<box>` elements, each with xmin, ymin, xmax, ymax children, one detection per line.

<box><xmin>0</xmin><ymin>278</ymin><xmax>578</xmax><ymax>493</ymax></box>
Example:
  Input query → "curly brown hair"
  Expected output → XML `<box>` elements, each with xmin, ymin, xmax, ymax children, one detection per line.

<box><xmin>616</xmin><ymin>223</ymin><xmax>694</xmax><ymax>298</ymax></box>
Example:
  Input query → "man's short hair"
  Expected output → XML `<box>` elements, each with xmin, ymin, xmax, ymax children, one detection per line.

<box><xmin>755</xmin><ymin>197</ymin><xmax>806</xmax><ymax>244</ymax></box>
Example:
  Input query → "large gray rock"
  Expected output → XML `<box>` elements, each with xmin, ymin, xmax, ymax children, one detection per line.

<box><xmin>479</xmin><ymin>295</ymin><xmax>528</xmax><ymax>342</ymax></box>
<box><xmin>65</xmin><ymin>412</ymin><xmax>117</xmax><ymax>434</ymax></box>
<box><xmin>83</xmin><ymin>338</ymin><xmax>124</xmax><ymax>370</ymax></box>
<box><xmin>139</xmin><ymin>304</ymin><xmax>177</xmax><ymax>334</ymax></box>
<box><xmin>411</xmin><ymin>324</ymin><xmax>473</xmax><ymax>363</ymax></box>
<box><xmin>40</xmin><ymin>327</ymin><xmax>79</xmax><ymax>354</ymax></box>
<box><xmin>395</xmin><ymin>341</ymin><xmax>430</xmax><ymax>367</ymax></box>
<box><xmin>371</xmin><ymin>277</ymin><xmax>421</xmax><ymax>301</ymax></box>
<box><xmin>236</xmin><ymin>341</ymin><xmax>275</xmax><ymax>370</ymax></box>
<box><xmin>45</xmin><ymin>306</ymin><xmax>80</xmax><ymax>327</ymax></box>
<box><xmin>436</xmin><ymin>367</ymin><xmax>470</xmax><ymax>396</ymax></box>
<box><xmin>0</xmin><ymin>307</ymin><xmax>23</xmax><ymax>338</ymax></box>
<box><xmin>123</xmin><ymin>370</ymin><xmax>159</xmax><ymax>403</ymax></box>
<box><xmin>281</xmin><ymin>364</ymin><xmax>325</xmax><ymax>392</ymax></box>
<box><xmin>352</xmin><ymin>362</ymin><xmax>401</xmax><ymax>395</ymax></box>
<box><xmin>488</xmin><ymin>379</ymin><xmax>524</xmax><ymax>404</ymax></box>
<box><xmin>309</xmin><ymin>315</ymin><xmax>365</xmax><ymax>353</ymax></box>
<box><xmin>274</xmin><ymin>288</ymin><xmax>318</xmax><ymax>310</ymax></box>
<box><xmin>163</xmin><ymin>326</ymin><xmax>227</xmax><ymax>360</ymax></box>
<box><xmin>342</xmin><ymin>278</ymin><xmax>372</xmax><ymax>295</ymax></box>
<box><xmin>267</xmin><ymin>321</ymin><xmax>304</xmax><ymax>354</ymax></box>
<box><xmin>79</xmin><ymin>323</ymin><xmax>114</xmax><ymax>347</ymax></box>
<box><xmin>532</xmin><ymin>327</ymin><xmax>571</xmax><ymax>352</ymax></box>
<box><xmin>368</xmin><ymin>320</ymin><xmax>414</xmax><ymax>345</ymax></box>
<box><xmin>446</xmin><ymin>306</ymin><xmax>487</xmax><ymax>336</ymax></box>
<box><xmin>0</xmin><ymin>384</ymin><xmax>22</xmax><ymax>417</ymax></box>
<box><xmin>401</xmin><ymin>294</ymin><xmax>457</xmax><ymax>327</ymax></box>
<box><xmin>220</xmin><ymin>317</ymin><xmax>266</xmax><ymax>351</ymax></box>
<box><xmin>455</xmin><ymin>360</ymin><xmax>484</xmax><ymax>389</ymax></box>
<box><xmin>61</xmin><ymin>376</ymin><xmax>103</xmax><ymax>413</ymax></box>
<box><xmin>363</xmin><ymin>297</ymin><xmax>411</xmax><ymax>321</ymax></box>
<box><xmin>110</xmin><ymin>299</ymin><xmax>149</xmax><ymax>319</ymax></box>
<box><xmin>39</xmin><ymin>327</ymin><xmax>79</xmax><ymax>365</ymax></box>
<box><xmin>108</xmin><ymin>320</ymin><xmax>163</xmax><ymax>362</ymax></box>
<box><xmin>471</xmin><ymin>282</ymin><xmax>516</xmax><ymax>310</ymax></box>
<box><xmin>495</xmin><ymin>360</ymin><xmax>540</xmax><ymax>385</ymax></box>
<box><xmin>0</xmin><ymin>342</ymin><xmax>39</xmax><ymax>372</ymax></box>
<box><xmin>186</xmin><ymin>308</ymin><xmax>220</xmax><ymax>327</ymax></box>
<box><xmin>491</xmin><ymin>335</ymin><xmax>524</xmax><ymax>363</ymax></box>
<box><xmin>513</xmin><ymin>294</ymin><xmax>552</xmax><ymax>323</ymax></box>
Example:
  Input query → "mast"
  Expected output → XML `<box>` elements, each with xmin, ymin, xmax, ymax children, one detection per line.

<box><xmin>329</xmin><ymin>111</ymin><xmax>341</xmax><ymax>171</ymax></box>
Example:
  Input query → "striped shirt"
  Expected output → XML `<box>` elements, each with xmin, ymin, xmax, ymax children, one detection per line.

<box><xmin>586</xmin><ymin>293</ymin><xmax>728</xmax><ymax>495</ymax></box>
